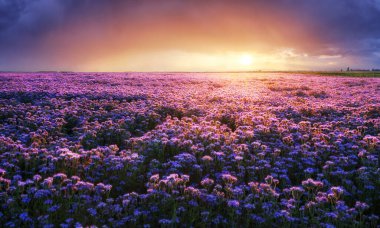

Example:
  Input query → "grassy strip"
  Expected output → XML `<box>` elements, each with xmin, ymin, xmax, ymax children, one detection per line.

<box><xmin>295</xmin><ymin>71</ymin><xmax>380</xmax><ymax>78</ymax></box>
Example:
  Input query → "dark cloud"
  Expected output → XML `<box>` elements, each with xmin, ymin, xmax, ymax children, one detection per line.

<box><xmin>290</xmin><ymin>0</ymin><xmax>380</xmax><ymax>47</ymax></box>
<box><xmin>0</xmin><ymin>0</ymin><xmax>27</xmax><ymax>30</ymax></box>
<box><xmin>0</xmin><ymin>0</ymin><xmax>66</xmax><ymax>46</ymax></box>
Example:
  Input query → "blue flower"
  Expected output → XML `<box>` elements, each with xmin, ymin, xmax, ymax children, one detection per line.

<box><xmin>87</xmin><ymin>208</ymin><xmax>97</xmax><ymax>217</ymax></box>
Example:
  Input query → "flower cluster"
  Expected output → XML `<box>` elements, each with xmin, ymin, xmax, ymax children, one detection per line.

<box><xmin>0</xmin><ymin>72</ymin><xmax>379</xmax><ymax>227</ymax></box>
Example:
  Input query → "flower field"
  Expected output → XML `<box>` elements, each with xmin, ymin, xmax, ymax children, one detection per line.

<box><xmin>0</xmin><ymin>72</ymin><xmax>379</xmax><ymax>227</ymax></box>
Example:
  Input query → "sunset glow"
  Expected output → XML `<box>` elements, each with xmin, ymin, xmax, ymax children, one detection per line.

<box><xmin>239</xmin><ymin>55</ymin><xmax>253</xmax><ymax>66</ymax></box>
<box><xmin>1</xmin><ymin>0</ymin><xmax>379</xmax><ymax>71</ymax></box>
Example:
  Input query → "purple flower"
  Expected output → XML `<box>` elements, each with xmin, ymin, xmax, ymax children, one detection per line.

<box><xmin>0</xmin><ymin>168</ymin><xmax>6</xmax><ymax>177</ymax></box>
<box><xmin>227</xmin><ymin>200</ymin><xmax>240</xmax><ymax>208</ymax></box>
<box><xmin>33</xmin><ymin>174</ymin><xmax>42</xmax><ymax>182</ymax></box>
<box><xmin>330</xmin><ymin>186</ymin><xmax>344</xmax><ymax>198</ymax></box>
<box><xmin>302</xmin><ymin>178</ymin><xmax>324</xmax><ymax>190</ymax></box>
<box><xmin>221</xmin><ymin>174</ymin><xmax>238</xmax><ymax>184</ymax></box>
<box><xmin>355</xmin><ymin>201</ymin><xmax>369</xmax><ymax>211</ymax></box>
<box><xmin>200</xmin><ymin>178</ymin><xmax>214</xmax><ymax>188</ymax></box>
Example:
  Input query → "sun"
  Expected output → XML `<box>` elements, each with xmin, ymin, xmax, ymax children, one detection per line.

<box><xmin>239</xmin><ymin>54</ymin><xmax>253</xmax><ymax>66</ymax></box>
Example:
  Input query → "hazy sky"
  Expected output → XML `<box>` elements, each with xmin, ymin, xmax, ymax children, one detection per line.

<box><xmin>0</xmin><ymin>0</ymin><xmax>379</xmax><ymax>71</ymax></box>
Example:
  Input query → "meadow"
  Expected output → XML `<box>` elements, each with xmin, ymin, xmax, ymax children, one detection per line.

<box><xmin>0</xmin><ymin>72</ymin><xmax>379</xmax><ymax>227</ymax></box>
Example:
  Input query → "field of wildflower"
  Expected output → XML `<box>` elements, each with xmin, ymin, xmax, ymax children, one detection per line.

<box><xmin>0</xmin><ymin>72</ymin><xmax>379</xmax><ymax>227</ymax></box>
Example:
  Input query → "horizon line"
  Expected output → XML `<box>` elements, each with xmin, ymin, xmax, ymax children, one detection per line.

<box><xmin>1</xmin><ymin>69</ymin><xmax>379</xmax><ymax>74</ymax></box>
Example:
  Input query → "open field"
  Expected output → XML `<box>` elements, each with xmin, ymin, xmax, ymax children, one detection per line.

<box><xmin>0</xmin><ymin>72</ymin><xmax>379</xmax><ymax>227</ymax></box>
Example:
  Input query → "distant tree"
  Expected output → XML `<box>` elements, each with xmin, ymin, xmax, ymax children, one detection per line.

<box><xmin>346</xmin><ymin>67</ymin><xmax>350</xmax><ymax>71</ymax></box>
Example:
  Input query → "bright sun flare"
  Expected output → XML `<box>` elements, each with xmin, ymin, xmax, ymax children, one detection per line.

<box><xmin>239</xmin><ymin>54</ymin><xmax>253</xmax><ymax>66</ymax></box>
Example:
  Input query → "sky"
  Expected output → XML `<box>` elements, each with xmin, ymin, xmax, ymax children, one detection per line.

<box><xmin>0</xmin><ymin>0</ymin><xmax>379</xmax><ymax>72</ymax></box>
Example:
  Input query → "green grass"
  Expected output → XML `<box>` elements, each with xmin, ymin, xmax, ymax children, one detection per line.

<box><xmin>296</xmin><ymin>71</ymin><xmax>380</xmax><ymax>78</ymax></box>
